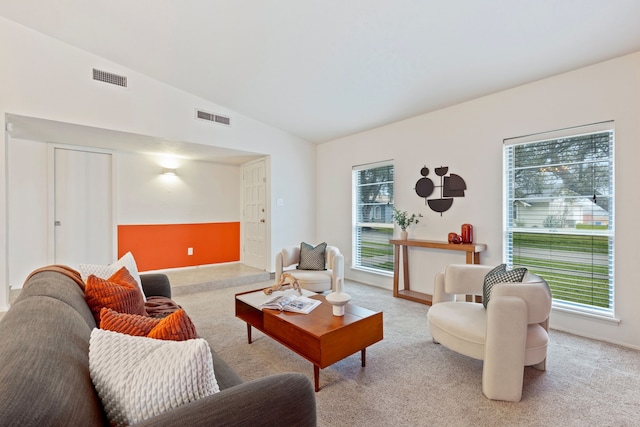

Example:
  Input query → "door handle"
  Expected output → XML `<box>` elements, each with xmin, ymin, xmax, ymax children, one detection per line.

<box><xmin>54</xmin><ymin>221</ymin><xmax>61</xmax><ymax>226</ymax></box>
<box><xmin>260</xmin><ymin>219</ymin><xmax>265</xmax><ymax>223</ymax></box>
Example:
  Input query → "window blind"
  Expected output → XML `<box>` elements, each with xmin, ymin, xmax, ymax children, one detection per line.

<box><xmin>353</xmin><ymin>162</ymin><xmax>394</xmax><ymax>273</ymax></box>
<box><xmin>504</xmin><ymin>122</ymin><xmax>614</xmax><ymax>315</ymax></box>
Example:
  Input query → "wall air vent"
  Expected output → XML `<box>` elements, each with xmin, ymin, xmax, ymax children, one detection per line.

<box><xmin>93</xmin><ymin>68</ymin><xmax>128</xmax><ymax>87</ymax></box>
<box><xmin>196</xmin><ymin>109</ymin><xmax>231</xmax><ymax>126</ymax></box>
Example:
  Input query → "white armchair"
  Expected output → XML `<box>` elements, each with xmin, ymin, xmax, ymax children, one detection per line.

<box><xmin>427</xmin><ymin>264</ymin><xmax>552</xmax><ymax>402</ymax></box>
<box><xmin>275</xmin><ymin>245</ymin><xmax>344</xmax><ymax>293</ymax></box>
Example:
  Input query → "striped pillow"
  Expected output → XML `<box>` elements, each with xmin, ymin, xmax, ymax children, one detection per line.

<box><xmin>100</xmin><ymin>307</ymin><xmax>198</xmax><ymax>341</ymax></box>
<box><xmin>85</xmin><ymin>267</ymin><xmax>147</xmax><ymax>325</ymax></box>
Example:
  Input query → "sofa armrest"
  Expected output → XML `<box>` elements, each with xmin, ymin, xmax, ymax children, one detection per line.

<box><xmin>140</xmin><ymin>273</ymin><xmax>172</xmax><ymax>299</ymax></box>
<box><xmin>137</xmin><ymin>373</ymin><xmax>316</xmax><ymax>427</ymax></box>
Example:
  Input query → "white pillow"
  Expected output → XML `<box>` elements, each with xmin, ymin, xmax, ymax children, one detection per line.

<box><xmin>89</xmin><ymin>329</ymin><xmax>219</xmax><ymax>426</ymax></box>
<box><xmin>79</xmin><ymin>252</ymin><xmax>146</xmax><ymax>301</ymax></box>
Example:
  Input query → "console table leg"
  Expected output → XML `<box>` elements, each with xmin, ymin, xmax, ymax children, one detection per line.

<box><xmin>314</xmin><ymin>365</ymin><xmax>320</xmax><ymax>392</ymax></box>
<box><xmin>246</xmin><ymin>324</ymin><xmax>252</xmax><ymax>344</ymax></box>
<box><xmin>361</xmin><ymin>348</ymin><xmax>366</xmax><ymax>367</ymax></box>
<box><xmin>393</xmin><ymin>245</ymin><xmax>400</xmax><ymax>297</ymax></box>
<box><xmin>402</xmin><ymin>246</ymin><xmax>410</xmax><ymax>291</ymax></box>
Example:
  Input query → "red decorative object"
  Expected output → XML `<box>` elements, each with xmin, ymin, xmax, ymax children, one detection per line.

<box><xmin>461</xmin><ymin>224</ymin><xmax>473</xmax><ymax>244</ymax></box>
<box><xmin>448</xmin><ymin>232</ymin><xmax>462</xmax><ymax>244</ymax></box>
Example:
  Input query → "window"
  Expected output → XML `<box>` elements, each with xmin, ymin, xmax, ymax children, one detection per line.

<box><xmin>353</xmin><ymin>161</ymin><xmax>394</xmax><ymax>273</ymax></box>
<box><xmin>504</xmin><ymin>122</ymin><xmax>614</xmax><ymax>316</ymax></box>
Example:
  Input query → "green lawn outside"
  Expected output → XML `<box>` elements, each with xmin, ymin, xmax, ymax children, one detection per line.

<box><xmin>513</xmin><ymin>232</ymin><xmax>611</xmax><ymax>308</ymax></box>
<box><xmin>359</xmin><ymin>228</ymin><xmax>394</xmax><ymax>271</ymax></box>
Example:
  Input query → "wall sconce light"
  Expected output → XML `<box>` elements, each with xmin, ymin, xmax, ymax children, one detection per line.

<box><xmin>162</xmin><ymin>168</ymin><xmax>177</xmax><ymax>176</ymax></box>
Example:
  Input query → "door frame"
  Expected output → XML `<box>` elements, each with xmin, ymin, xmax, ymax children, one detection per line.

<box><xmin>46</xmin><ymin>143</ymin><xmax>118</xmax><ymax>264</ymax></box>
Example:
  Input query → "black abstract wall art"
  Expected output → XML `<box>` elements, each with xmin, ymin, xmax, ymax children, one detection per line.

<box><xmin>415</xmin><ymin>166</ymin><xmax>467</xmax><ymax>215</ymax></box>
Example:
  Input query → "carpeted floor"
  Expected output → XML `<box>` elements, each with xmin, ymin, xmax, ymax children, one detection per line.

<box><xmin>173</xmin><ymin>280</ymin><xmax>640</xmax><ymax>427</ymax></box>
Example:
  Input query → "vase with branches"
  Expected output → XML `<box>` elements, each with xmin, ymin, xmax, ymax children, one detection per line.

<box><xmin>392</xmin><ymin>208</ymin><xmax>423</xmax><ymax>239</ymax></box>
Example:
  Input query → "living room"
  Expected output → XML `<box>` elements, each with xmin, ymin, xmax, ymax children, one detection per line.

<box><xmin>1</xmin><ymin>2</ymin><xmax>640</xmax><ymax>424</ymax></box>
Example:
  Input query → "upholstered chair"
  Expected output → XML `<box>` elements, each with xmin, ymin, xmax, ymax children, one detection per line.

<box><xmin>275</xmin><ymin>245</ymin><xmax>344</xmax><ymax>293</ymax></box>
<box><xmin>427</xmin><ymin>264</ymin><xmax>552</xmax><ymax>402</ymax></box>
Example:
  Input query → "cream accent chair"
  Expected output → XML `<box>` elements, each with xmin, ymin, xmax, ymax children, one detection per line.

<box><xmin>427</xmin><ymin>264</ymin><xmax>552</xmax><ymax>402</ymax></box>
<box><xmin>275</xmin><ymin>245</ymin><xmax>344</xmax><ymax>293</ymax></box>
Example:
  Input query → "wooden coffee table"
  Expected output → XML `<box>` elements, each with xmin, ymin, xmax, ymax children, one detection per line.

<box><xmin>235</xmin><ymin>289</ymin><xmax>383</xmax><ymax>391</ymax></box>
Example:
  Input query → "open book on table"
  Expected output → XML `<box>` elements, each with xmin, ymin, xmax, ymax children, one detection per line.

<box><xmin>260</xmin><ymin>290</ymin><xmax>321</xmax><ymax>314</ymax></box>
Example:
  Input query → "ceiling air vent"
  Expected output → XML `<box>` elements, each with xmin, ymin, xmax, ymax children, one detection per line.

<box><xmin>196</xmin><ymin>109</ymin><xmax>231</xmax><ymax>126</ymax></box>
<box><xmin>93</xmin><ymin>68</ymin><xmax>127</xmax><ymax>87</ymax></box>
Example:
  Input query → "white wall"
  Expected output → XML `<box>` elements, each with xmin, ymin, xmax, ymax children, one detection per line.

<box><xmin>117</xmin><ymin>152</ymin><xmax>241</xmax><ymax>225</ymax></box>
<box><xmin>6</xmin><ymin>138</ymin><xmax>49</xmax><ymax>289</ymax></box>
<box><xmin>317</xmin><ymin>52</ymin><xmax>640</xmax><ymax>349</ymax></box>
<box><xmin>0</xmin><ymin>17</ymin><xmax>317</xmax><ymax>310</ymax></box>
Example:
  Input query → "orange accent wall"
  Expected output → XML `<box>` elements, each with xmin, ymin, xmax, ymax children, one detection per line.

<box><xmin>118</xmin><ymin>222</ymin><xmax>240</xmax><ymax>271</ymax></box>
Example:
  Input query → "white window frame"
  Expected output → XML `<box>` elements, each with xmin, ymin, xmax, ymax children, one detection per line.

<box><xmin>503</xmin><ymin>121</ymin><xmax>615</xmax><ymax>319</ymax></box>
<box><xmin>352</xmin><ymin>160</ymin><xmax>394</xmax><ymax>274</ymax></box>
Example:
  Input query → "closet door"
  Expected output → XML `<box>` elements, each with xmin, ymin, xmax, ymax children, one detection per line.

<box><xmin>53</xmin><ymin>147</ymin><xmax>113</xmax><ymax>267</ymax></box>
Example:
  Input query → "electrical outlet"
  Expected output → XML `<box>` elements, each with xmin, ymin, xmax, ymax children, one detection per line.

<box><xmin>187</xmin><ymin>247</ymin><xmax>193</xmax><ymax>256</ymax></box>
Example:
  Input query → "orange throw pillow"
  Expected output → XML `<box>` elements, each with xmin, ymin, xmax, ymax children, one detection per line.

<box><xmin>100</xmin><ymin>307</ymin><xmax>160</xmax><ymax>336</ymax></box>
<box><xmin>85</xmin><ymin>266</ymin><xmax>147</xmax><ymax>325</ymax></box>
<box><xmin>100</xmin><ymin>307</ymin><xmax>198</xmax><ymax>341</ymax></box>
<box><xmin>148</xmin><ymin>309</ymin><xmax>198</xmax><ymax>341</ymax></box>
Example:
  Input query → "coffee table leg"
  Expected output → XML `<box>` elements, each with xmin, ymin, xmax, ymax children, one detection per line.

<box><xmin>247</xmin><ymin>324</ymin><xmax>252</xmax><ymax>344</ymax></box>
<box><xmin>314</xmin><ymin>365</ymin><xmax>320</xmax><ymax>392</ymax></box>
<box><xmin>361</xmin><ymin>348</ymin><xmax>366</xmax><ymax>367</ymax></box>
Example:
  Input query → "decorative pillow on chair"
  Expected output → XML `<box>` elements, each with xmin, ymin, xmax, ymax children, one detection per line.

<box><xmin>482</xmin><ymin>264</ymin><xmax>528</xmax><ymax>308</ymax></box>
<box><xmin>79</xmin><ymin>252</ymin><xmax>146</xmax><ymax>301</ymax></box>
<box><xmin>100</xmin><ymin>307</ymin><xmax>198</xmax><ymax>341</ymax></box>
<box><xmin>85</xmin><ymin>267</ymin><xmax>147</xmax><ymax>325</ymax></box>
<box><xmin>89</xmin><ymin>328</ymin><xmax>218</xmax><ymax>426</ymax></box>
<box><xmin>297</xmin><ymin>242</ymin><xmax>327</xmax><ymax>270</ymax></box>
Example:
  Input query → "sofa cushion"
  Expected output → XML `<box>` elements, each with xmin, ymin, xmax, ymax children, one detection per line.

<box><xmin>79</xmin><ymin>251</ymin><xmax>146</xmax><ymax>301</ymax></box>
<box><xmin>89</xmin><ymin>328</ymin><xmax>219</xmax><ymax>426</ymax></box>
<box><xmin>85</xmin><ymin>267</ymin><xmax>147</xmax><ymax>325</ymax></box>
<box><xmin>297</xmin><ymin>242</ymin><xmax>327</xmax><ymax>270</ymax></box>
<box><xmin>482</xmin><ymin>264</ymin><xmax>527</xmax><ymax>308</ymax></box>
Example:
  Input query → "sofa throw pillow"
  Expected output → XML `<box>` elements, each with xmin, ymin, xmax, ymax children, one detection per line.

<box><xmin>100</xmin><ymin>307</ymin><xmax>159</xmax><ymax>336</ymax></box>
<box><xmin>482</xmin><ymin>264</ymin><xmax>528</xmax><ymax>308</ymax></box>
<box><xmin>148</xmin><ymin>309</ymin><xmax>198</xmax><ymax>341</ymax></box>
<box><xmin>89</xmin><ymin>329</ymin><xmax>219</xmax><ymax>427</ymax></box>
<box><xmin>79</xmin><ymin>251</ymin><xmax>146</xmax><ymax>301</ymax></box>
<box><xmin>297</xmin><ymin>242</ymin><xmax>327</xmax><ymax>270</ymax></box>
<box><xmin>101</xmin><ymin>307</ymin><xmax>198</xmax><ymax>341</ymax></box>
<box><xmin>85</xmin><ymin>267</ymin><xmax>147</xmax><ymax>325</ymax></box>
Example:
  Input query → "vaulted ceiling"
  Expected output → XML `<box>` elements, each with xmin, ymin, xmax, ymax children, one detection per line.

<box><xmin>2</xmin><ymin>1</ymin><xmax>640</xmax><ymax>144</ymax></box>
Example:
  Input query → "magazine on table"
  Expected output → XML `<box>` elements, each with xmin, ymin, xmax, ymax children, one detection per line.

<box><xmin>260</xmin><ymin>290</ymin><xmax>321</xmax><ymax>314</ymax></box>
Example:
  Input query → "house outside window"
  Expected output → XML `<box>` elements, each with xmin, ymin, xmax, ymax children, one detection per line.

<box><xmin>504</xmin><ymin>122</ymin><xmax>614</xmax><ymax>317</ymax></box>
<box><xmin>353</xmin><ymin>161</ymin><xmax>394</xmax><ymax>273</ymax></box>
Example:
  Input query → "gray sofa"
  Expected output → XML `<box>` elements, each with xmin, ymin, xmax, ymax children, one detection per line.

<box><xmin>0</xmin><ymin>268</ymin><xmax>317</xmax><ymax>426</ymax></box>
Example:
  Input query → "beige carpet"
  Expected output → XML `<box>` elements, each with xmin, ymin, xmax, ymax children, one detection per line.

<box><xmin>173</xmin><ymin>280</ymin><xmax>640</xmax><ymax>427</ymax></box>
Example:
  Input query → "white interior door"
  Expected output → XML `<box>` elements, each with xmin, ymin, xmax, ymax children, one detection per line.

<box><xmin>242</xmin><ymin>159</ymin><xmax>267</xmax><ymax>270</ymax></box>
<box><xmin>53</xmin><ymin>147</ymin><xmax>112</xmax><ymax>266</ymax></box>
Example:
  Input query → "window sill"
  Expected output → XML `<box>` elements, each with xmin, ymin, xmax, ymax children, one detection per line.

<box><xmin>351</xmin><ymin>266</ymin><xmax>393</xmax><ymax>277</ymax></box>
<box><xmin>552</xmin><ymin>304</ymin><xmax>621</xmax><ymax>325</ymax></box>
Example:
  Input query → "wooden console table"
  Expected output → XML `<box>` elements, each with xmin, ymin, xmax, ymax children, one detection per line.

<box><xmin>390</xmin><ymin>239</ymin><xmax>487</xmax><ymax>305</ymax></box>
